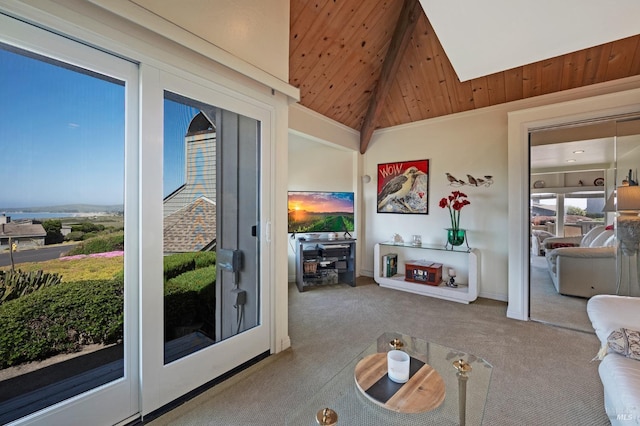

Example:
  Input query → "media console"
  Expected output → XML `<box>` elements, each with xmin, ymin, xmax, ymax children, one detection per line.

<box><xmin>374</xmin><ymin>242</ymin><xmax>479</xmax><ymax>304</ymax></box>
<box><xmin>295</xmin><ymin>238</ymin><xmax>356</xmax><ymax>292</ymax></box>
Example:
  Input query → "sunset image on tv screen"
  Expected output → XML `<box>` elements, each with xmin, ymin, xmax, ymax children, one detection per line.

<box><xmin>288</xmin><ymin>191</ymin><xmax>354</xmax><ymax>233</ymax></box>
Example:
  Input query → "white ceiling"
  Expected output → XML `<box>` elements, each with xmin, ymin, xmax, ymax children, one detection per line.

<box><xmin>420</xmin><ymin>0</ymin><xmax>640</xmax><ymax>82</ymax></box>
<box><xmin>530</xmin><ymin>138</ymin><xmax>614</xmax><ymax>170</ymax></box>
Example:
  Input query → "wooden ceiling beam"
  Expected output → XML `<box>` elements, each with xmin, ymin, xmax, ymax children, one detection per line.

<box><xmin>359</xmin><ymin>0</ymin><xmax>422</xmax><ymax>154</ymax></box>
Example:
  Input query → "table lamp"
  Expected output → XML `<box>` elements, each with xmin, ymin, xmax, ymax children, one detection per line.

<box><xmin>602</xmin><ymin>192</ymin><xmax>616</xmax><ymax>213</ymax></box>
<box><xmin>616</xmin><ymin>185</ymin><xmax>640</xmax><ymax>255</ymax></box>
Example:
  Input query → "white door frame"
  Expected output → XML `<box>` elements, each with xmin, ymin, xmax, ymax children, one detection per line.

<box><xmin>0</xmin><ymin>13</ymin><xmax>140</xmax><ymax>426</ymax></box>
<box><xmin>507</xmin><ymin>88</ymin><xmax>640</xmax><ymax>321</ymax></box>
<box><xmin>139</xmin><ymin>66</ymin><xmax>273</xmax><ymax>415</ymax></box>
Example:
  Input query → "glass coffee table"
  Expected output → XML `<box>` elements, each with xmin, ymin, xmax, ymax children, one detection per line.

<box><xmin>286</xmin><ymin>332</ymin><xmax>492</xmax><ymax>425</ymax></box>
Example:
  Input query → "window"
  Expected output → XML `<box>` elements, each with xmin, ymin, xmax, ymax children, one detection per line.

<box><xmin>0</xmin><ymin>42</ymin><xmax>127</xmax><ymax>424</ymax></box>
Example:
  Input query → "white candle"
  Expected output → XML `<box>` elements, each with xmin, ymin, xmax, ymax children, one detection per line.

<box><xmin>387</xmin><ymin>350</ymin><xmax>410</xmax><ymax>383</ymax></box>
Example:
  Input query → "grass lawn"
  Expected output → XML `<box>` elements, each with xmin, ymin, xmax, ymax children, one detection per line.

<box><xmin>59</xmin><ymin>215</ymin><xmax>123</xmax><ymax>227</ymax></box>
<box><xmin>1</xmin><ymin>255</ymin><xmax>123</xmax><ymax>282</ymax></box>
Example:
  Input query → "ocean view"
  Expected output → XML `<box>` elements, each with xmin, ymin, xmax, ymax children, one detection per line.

<box><xmin>2</xmin><ymin>212</ymin><xmax>100</xmax><ymax>221</ymax></box>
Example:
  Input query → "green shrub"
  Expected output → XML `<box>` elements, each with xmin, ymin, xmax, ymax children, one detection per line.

<box><xmin>164</xmin><ymin>253</ymin><xmax>196</xmax><ymax>281</ymax></box>
<box><xmin>193</xmin><ymin>251</ymin><xmax>216</xmax><ymax>269</ymax></box>
<box><xmin>43</xmin><ymin>219</ymin><xmax>64</xmax><ymax>245</ymax></box>
<box><xmin>0</xmin><ymin>269</ymin><xmax>63</xmax><ymax>305</ymax></box>
<box><xmin>71</xmin><ymin>223</ymin><xmax>105</xmax><ymax>233</ymax></box>
<box><xmin>164</xmin><ymin>265</ymin><xmax>216</xmax><ymax>338</ymax></box>
<box><xmin>163</xmin><ymin>251</ymin><xmax>217</xmax><ymax>281</ymax></box>
<box><xmin>566</xmin><ymin>206</ymin><xmax>586</xmax><ymax>216</ymax></box>
<box><xmin>64</xmin><ymin>231</ymin><xmax>85</xmax><ymax>241</ymax></box>
<box><xmin>67</xmin><ymin>232</ymin><xmax>124</xmax><ymax>255</ymax></box>
<box><xmin>0</xmin><ymin>278</ymin><xmax>123</xmax><ymax>368</ymax></box>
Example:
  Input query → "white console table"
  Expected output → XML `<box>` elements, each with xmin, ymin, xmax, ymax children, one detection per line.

<box><xmin>374</xmin><ymin>242</ymin><xmax>479</xmax><ymax>304</ymax></box>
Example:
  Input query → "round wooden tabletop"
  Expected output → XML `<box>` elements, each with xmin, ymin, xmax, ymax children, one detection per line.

<box><xmin>354</xmin><ymin>352</ymin><xmax>445</xmax><ymax>414</ymax></box>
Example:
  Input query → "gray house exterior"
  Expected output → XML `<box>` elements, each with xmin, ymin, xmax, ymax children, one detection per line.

<box><xmin>0</xmin><ymin>215</ymin><xmax>46</xmax><ymax>250</ymax></box>
<box><xmin>163</xmin><ymin>111</ymin><xmax>217</xmax><ymax>253</ymax></box>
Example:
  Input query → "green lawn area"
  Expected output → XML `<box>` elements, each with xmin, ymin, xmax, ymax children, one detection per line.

<box><xmin>1</xmin><ymin>256</ymin><xmax>123</xmax><ymax>282</ymax></box>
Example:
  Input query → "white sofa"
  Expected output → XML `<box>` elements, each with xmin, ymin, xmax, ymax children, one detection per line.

<box><xmin>544</xmin><ymin>226</ymin><xmax>617</xmax><ymax>297</ymax></box>
<box><xmin>587</xmin><ymin>295</ymin><xmax>640</xmax><ymax>425</ymax></box>
<box><xmin>543</xmin><ymin>224</ymin><xmax>608</xmax><ymax>252</ymax></box>
<box><xmin>531</xmin><ymin>229</ymin><xmax>554</xmax><ymax>256</ymax></box>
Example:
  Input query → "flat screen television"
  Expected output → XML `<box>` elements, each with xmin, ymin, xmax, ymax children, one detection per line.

<box><xmin>288</xmin><ymin>191</ymin><xmax>355</xmax><ymax>233</ymax></box>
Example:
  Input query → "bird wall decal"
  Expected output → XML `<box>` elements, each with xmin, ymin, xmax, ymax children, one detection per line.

<box><xmin>466</xmin><ymin>174</ymin><xmax>477</xmax><ymax>186</ymax></box>
<box><xmin>446</xmin><ymin>173</ymin><xmax>494</xmax><ymax>187</ymax></box>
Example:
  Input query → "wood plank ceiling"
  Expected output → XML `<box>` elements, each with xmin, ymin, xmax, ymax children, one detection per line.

<box><xmin>289</xmin><ymin>0</ymin><xmax>640</xmax><ymax>153</ymax></box>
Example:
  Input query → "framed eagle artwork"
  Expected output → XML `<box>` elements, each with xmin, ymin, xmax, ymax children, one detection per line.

<box><xmin>377</xmin><ymin>159</ymin><xmax>429</xmax><ymax>214</ymax></box>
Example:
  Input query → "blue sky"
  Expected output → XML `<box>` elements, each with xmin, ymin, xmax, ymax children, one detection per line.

<box><xmin>0</xmin><ymin>46</ymin><xmax>195</xmax><ymax>209</ymax></box>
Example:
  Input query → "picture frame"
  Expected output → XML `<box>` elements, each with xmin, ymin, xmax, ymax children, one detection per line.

<box><xmin>377</xmin><ymin>159</ymin><xmax>429</xmax><ymax>214</ymax></box>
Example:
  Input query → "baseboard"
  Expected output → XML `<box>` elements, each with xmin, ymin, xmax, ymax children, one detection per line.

<box><xmin>279</xmin><ymin>335</ymin><xmax>291</xmax><ymax>351</ymax></box>
<box><xmin>479</xmin><ymin>290</ymin><xmax>508</xmax><ymax>302</ymax></box>
<box><xmin>507</xmin><ymin>306</ymin><xmax>526</xmax><ymax>321</ymax></box>
<box><xmin>360</xmin><ymin>269</ymin><xmax>374</xmax><ymax>277</ymax></box>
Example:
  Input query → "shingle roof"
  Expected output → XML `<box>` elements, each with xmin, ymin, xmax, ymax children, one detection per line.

<box><xmin>163</xmin><ymin>196</ymin><xmax>216</xmax><ymax>253</ymax></box>
<box><xmin>0</xmin><ymin>222</ymin><xmax>46</xmax><ymax>238</ymax></box>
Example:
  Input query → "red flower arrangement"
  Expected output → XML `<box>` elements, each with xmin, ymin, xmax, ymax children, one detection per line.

<box><xmin>439</xmin><ymin>191</ymin><xmax>471</xmax><ymax>231</ymax></box>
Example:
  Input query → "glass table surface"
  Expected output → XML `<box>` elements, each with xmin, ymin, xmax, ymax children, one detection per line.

<box><xmin>286</xmin><ymin>332</ymin><xmax>492</xmax><ymax>425</ymax></box>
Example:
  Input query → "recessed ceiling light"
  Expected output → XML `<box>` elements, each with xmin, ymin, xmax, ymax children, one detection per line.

<box><xmin>566</xmin><ymin>159</ymin><xmax>576</xmax><ymax>163</ymax></box>
<box><xmin>573</xmin><ymin>150</ymin><xmax>585</xmax><ymax>154</ymax></box>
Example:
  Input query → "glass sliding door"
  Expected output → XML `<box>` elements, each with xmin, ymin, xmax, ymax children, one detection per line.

<box><xmin>529</xmin><ymin>122</ymin><xmax>615</xmax><ymax>332</ymax></box>
<box><xmin>140</xmin><ymin>70</ymin><xmax>271</xmax><ymax>414</ymax></box>
<box><xmin>613</xmin><ymin>117</ymin><xmax>640</xmax><ymax>297</ymax></box>
<box><xmin>0</xmin><ymin>14</ymin><xmax>138</xmax><ymax>426</ymax></box>
<box><xmin>162</xmin><ymin>93</ymin><xmax>262</xmax><ymax>364</ymax></box>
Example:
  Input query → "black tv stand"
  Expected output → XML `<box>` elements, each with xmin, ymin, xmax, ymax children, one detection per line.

<box><xmin>295</xmin><ymin>238</ymin><xmax>356</xmax><ymax>292</ymax></box>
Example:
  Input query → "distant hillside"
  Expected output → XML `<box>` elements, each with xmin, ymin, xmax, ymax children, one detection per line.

<box><xmin>0</xmin><ymin>204</ymin><xmax>124</xmax><ymax>213</ymax></box>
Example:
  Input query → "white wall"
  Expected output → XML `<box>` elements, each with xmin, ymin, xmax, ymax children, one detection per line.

<box><xmin>83</xmin><ymin>0</ymin><xmax>296</xmax><ymax>98</ymax></box>
<box><xmin>363</xmin><ymin>110</ymin><xmax>508</xmax><ymax>300</ymax></box>
<box><xmin>362</xmin><ymin>76</ymin><xmax>640</xmax><ymax>302</ymax></box>
<box><xmin>287</xmin><ymin>132</ymin><xmax>357</xmax><ymax>279</ymax></box>
<box><xmin>289</xmin><ymin>104</ymin><xmax>360</xmax><ymax>151</ymax></box>
<box><xmin>289</xmin><ymin>76</ymin><xmax>640</xmax><ymax>303</ymax></box>
<box><xmin>288</xmin><ymin>104</ymin><xmax>362</xmax><ymax>282</ymax></box>
<box><xmin>289</xmin><ymin>134</ymin><xmax>355</xmax><ymax>188</ymax></box>
<box><xmin>123</xmin><ymin>0</ymin><xmax>290</xmax><ymax>81</ymax></box>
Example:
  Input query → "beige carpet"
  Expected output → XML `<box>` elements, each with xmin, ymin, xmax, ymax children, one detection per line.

<box><xmin>529</xmin><ymin>254</ymin><xmax>592</xmax><ymax>332</ymax></box>
<box><xmin>147</xmin><ymin>277</ymin><xmax>610</xmax><ymax>426</ymax></box>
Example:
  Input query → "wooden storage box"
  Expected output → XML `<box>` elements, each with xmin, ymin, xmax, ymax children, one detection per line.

<box><xmin>303</xmin><ymin>260</ymin><xmax>318</xmax><ymax>274</ymax></box>
<box><xmin>405</xmin><ymin>260</ymin><xmax>443</xmax><ymax>286</ymax></box>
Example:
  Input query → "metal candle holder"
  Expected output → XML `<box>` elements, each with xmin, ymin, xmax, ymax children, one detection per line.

<box><xmin>389</xmin><ymin>338</ymin><xmax>405</xmax><ymax>350</ymax></box>
<box><xmin>453</xmin><ymin>358</ymin><xmax>472</xmax><ymax>426</ymax></box>
<box><xmin>316</xmin><ymin>407</ymin><xmax>337</xmax><ymax>425</ymax></box>
<box><xmin>447</xmin><ymin>268</ymin><xmax>458</xmax><ymax>287</ymax></box>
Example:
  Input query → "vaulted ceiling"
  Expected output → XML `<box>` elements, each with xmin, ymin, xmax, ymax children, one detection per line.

<box><xmin>290</xmin><ymin>0</ymin><xmax>640</xmax><ymax>153</ymax></box>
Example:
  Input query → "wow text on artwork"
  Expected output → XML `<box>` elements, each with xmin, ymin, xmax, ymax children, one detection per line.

<box><xmin>379</xmin><ymin>163</ymin><xmax>404</xmax><ymax>179</ymax></box>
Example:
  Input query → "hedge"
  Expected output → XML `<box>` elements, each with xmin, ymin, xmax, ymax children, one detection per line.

<box><xmin>0</xmin><ymin>251</ymin><xmax>217</xmax><ymax>367</ymax></box>
<box><xmin>66</xmin><ymin>233</ymin><xmax>124</xmax><ymax>255</ymax></box>
<box><xmin>164</xmin><ymin>265</ymin><xmax>216</xmax><ymax>338</ymax></box>
<box><xmin>0</xmin><ymin>279</ymin><xmax>124</xmax><ymax>368</ymax></box>
<box><xmin>163</xmin><ymin>251</ymin><xmax>216</xmax><ymax>281</ymax></box>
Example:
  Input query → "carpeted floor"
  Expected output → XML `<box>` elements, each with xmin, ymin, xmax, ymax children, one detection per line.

<box><xmin>146</xmin><ymin>277</ymin><xmax>610</xmax><ymax>426</ymax></box>
<box><xmin>529</xmin><ymin>254</ymin><xmax>592</xmax><ymax>332</ymax></box>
